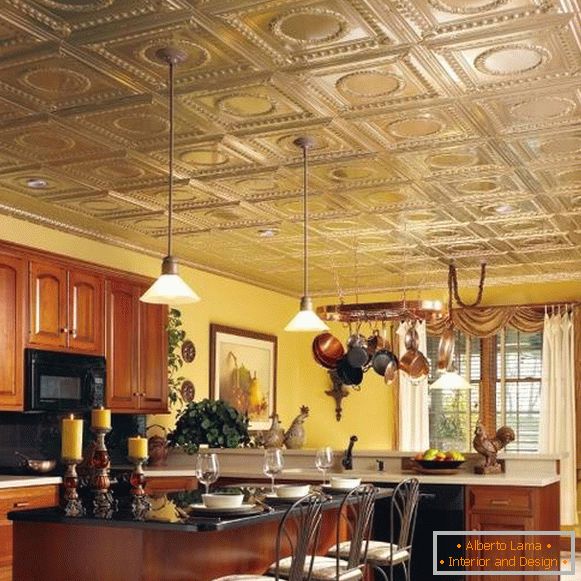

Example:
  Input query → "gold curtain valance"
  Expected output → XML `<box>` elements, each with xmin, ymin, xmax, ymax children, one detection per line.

<box><xmin>426</xmin><ymin>306</ymin><xmax>545</xmax><ymax>338</ymax></box>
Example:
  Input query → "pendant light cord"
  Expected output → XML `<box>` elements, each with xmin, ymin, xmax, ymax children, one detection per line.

<box><xmin>302</xmin><ymin>143</ymin><xmax>309</xmax><ymax>299</ymax></box>
<box><xmin>167</xmin><ymin>58</ymin><xmax>175</xmax><ymax>258</ymax></box>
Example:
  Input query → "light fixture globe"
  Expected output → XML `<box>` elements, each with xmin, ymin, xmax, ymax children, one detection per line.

<box><xmin>140</xmin><ymin>47</ymin><xmax>200</xmax><ymax>305</ymax></box>
<box><xmin>284</xmin><ymin>137</ymin><xmax>328</xmax><ymax>333</ymax></box>
<box><xmin>141</xmin><ymin>257</ymin><xmax>200</xmax><ymax>305</ymax></box>
<box><xmin>285</xmin><ymin>297</ymin><xmax>329</xmax><ymax>332</ymax></box>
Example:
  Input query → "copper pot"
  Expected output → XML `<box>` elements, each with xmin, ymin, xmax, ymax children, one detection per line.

<box><xmin>404</xmin><ymin>325</ymin><xmax>419</xmax><ymax>351</ymax></box>
<box><xmin>312</xmin><ymin>333</ymin><xmax>345</xmax><ymax>369</ymax></box>
<box><xmin>437</xmin><ymin>327</ymin><xmax>455</xmax><ymax>371</ymax></box>
<box><xmin>409</xmin><ymin>350</ymin><xmax>430</xmax><ymax>378</ymax></box>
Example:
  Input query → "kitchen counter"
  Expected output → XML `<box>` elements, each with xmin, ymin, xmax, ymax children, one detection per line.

<box><xmin>220</xmin><ymin>468</ymin><xmax>560</xmax><ymax>487</ymax></box>
<box><xmin>0</xmin><ymin>475</ymin><xmax>62</xmax><ymax>489</ymax></box>
<box><xmin>9</xmin><ymin>486</ymin><xmax>391</xmax><ymax>581</ymax></box>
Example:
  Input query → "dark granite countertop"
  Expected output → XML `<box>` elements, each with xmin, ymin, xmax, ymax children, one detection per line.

<box><xmin>9</xmin><ymin>485</ymin><xmax>393</xmax><ymax>533</ymax></box>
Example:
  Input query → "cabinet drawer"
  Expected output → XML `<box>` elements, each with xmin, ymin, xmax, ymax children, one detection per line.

<box><xmin>468</xmin><ymin>486</ymin><xmax>533</xmax><ymax>514</ymax></box>
<box><xmin>0</xmin><ymin>485</ymin><xmax>59</xmax><ymax>519</ymax></box>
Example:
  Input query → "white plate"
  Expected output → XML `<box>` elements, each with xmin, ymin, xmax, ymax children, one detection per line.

<box><xmin>189</xmin><ymin>503</ymin><xmax>256</xmax><ymax>514</ymax></box>
<box><xmin>322</xmin><ymin>483</ymin><xmax>360</xmax><ymax>493</ymax></box>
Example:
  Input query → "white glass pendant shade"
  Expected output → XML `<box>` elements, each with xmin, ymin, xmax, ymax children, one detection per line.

<box><xmin>285</xmin><ymin>297</ymin><xmax>329</xmax><ymax>332</ymax></box>
<box><xmin>430</xmin><ymin>371</ymin><xmax>471</xmax><ymax>390</ymax></box>
<box><xmin>140</xmin><ymin>256</ymin><xmax>200</xmax><ymax>305</ymax></box>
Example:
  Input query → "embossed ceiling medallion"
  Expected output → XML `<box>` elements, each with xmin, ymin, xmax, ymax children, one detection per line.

<box><xmin>113</xmin><ymin>114</ymin><xmax>168</xmax><ymax>135</ymax></box>
<box><xmin>387</xmin><ymin>116</ymin><xmax>444</xmax><ymax>139</ymax></box>
<box><xmin>511</xmin><ymin>97</ymin><xmax>576</xmax><ymax>120</ymax></box>
<box><xmin>427</xmin><ymin>0</ymin><xmax>508</xmax><ymax>15</ymax></box>
<box><xmin>20</xmin><ymin>68</ymin><xmax>91</xmax><ymax>95</ymax></box>
<box><xmin>16</xmin><ymin>132</ymin><xmax>75</xmax><ymax>151</ymax></box>
<box><xmin>36</xmin><ymin>0</ymin><xmax>113</xmax><ymax>12</ymax></box>
<box><xmin>457</xmin><ymin>179</ymin><xmax>500</xmax><ymax>194</ymax></box>
<box><xmin>270</xmin><ymin>8</ymin><xmax>348</xmax><ymax>45</ymax></box>
<box><xmin>330</xmin><ymin>167</ymin><xmax>375</xmax><ymax>181</ymax></box>
<box><xmin>139</xmin><ymin>40</ymin><xmax>210</xmax><ymax>69</ymax></box>
<box><xmin>337</xmin><ymin>71</ymin><xmax>403</xmax><ymax>98</ymax></box>
<box><xmin>539</xmin><ymin>137</ymin><xmax>581</xmax><ymax>155</ymax></box>
<box><xmin>474</xmin><ymin>45</ymin><xmax>550</xmax><ymax>76</ymax></box>
<box><xmin>180</xmin><ymin>150</ymin><xmax>229</xmax><ymax>166</ymax></box>
<box><xmin>217</xmin><ymin>94</ymin><xmax>276</xmax><ymax>117</ymax></box>
<box><xmin>428</xmin><ymin>151</ymin><xmax>478</xmax><ymax>168</ymax></box>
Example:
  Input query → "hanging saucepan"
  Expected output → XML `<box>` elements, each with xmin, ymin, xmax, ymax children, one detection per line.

<box><xmin>366</xmin><ymin>328</ymin><xmax>386</xmax><ymax>358</ymax></box>
<box><xmin>312</xmin><ymin>333</ymin><xmax>345</xmax><ymax>369</ymax></box>
<box><xmin>346</xmin><ymin>332</ymin><xmax>368</xmax><ymax>368</ymax></box>
<box><xmin>372</xmin><ymin>348</ymin><xmax>399</xmax><ymax>377</ymax></box>
<box><xmin>336</xmin><ymin>356</ymin><xmax>363</xmax><ymax>386</ymax></box>
<box><xmin>409</xmin><ymin>350</ymin><xmax>430</xmax><ymax>378</ymax></box>
<box><xmin>404</xmin><ymin>324</ymin><xmax>419</xmax><ymax>351</ymax></box>
<box><xmin>437</xmin><ymin>327</ymin><xmax>455</xmax><ymax>372</ymax></box>
<box><xmin>384</xmin><ymin>359</ymin><xmax>398</xmax><ymax>385</ymax></box>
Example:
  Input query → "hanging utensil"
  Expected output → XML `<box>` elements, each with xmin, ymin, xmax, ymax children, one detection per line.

<box><xmin>312</xmin><ymin>332</ymin><xmax>345</xmax><ymax>369</ymax></box>
<box><xmin>437</xmin><ymin>326</ymin><xmax>455</xmax><ymax>371</ymax></box>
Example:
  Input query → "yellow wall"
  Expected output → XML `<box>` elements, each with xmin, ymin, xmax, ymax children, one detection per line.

<box><xmin>1</xmin><ymin>212</ymin><xmax>579</xmax><ymax>454</ymax></box>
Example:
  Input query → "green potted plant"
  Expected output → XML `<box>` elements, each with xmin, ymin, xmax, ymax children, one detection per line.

<box><xmin>167</xmin><ymin>399</ymin><xmax>250</xmax><ymax>454</ymax></box>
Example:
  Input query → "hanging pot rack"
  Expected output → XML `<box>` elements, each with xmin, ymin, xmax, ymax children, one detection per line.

<box><xmin>316</xmin><ymin>299</ymin><xmax>444</xmax><ymax>324</ymax></box>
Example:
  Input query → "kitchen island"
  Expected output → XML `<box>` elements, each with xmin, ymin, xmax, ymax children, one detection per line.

<box><xmin>10</xmin><ymin>486</ymin><xmax>392</xmax><ymax>581</ymax></box>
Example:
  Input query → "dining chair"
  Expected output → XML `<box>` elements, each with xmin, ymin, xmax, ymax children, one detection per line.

<box><xmin>212</xmin><ymin>492</ymin><xmax>326</xmax><ymax>581</ymax></box>
<box><xmin>328</xmin><ymin>478</ymin><xmax>420</xmax><ymax>581</ymax></box>
<box><xmin>275</xmin><ymin>483</ymin><xmax>377</xmax><ymax>581</ymax></box>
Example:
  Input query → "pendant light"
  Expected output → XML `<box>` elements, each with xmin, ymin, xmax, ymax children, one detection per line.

<box><xmin>430</xmin><ymin>370</ymin><xmax>472</xmax><ymax>391</ymax></box>
<box><xmin>285</xmin><ymin>137</ymin><xmax>329</xmax><ymax>333</ymax></box>
<box><xmin>141</xmin><ymin>47</ymin><xmax>200</xmax><ymax>305</ymax></box>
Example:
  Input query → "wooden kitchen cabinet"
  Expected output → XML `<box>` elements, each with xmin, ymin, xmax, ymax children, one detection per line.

<box><xmin>105</xmin><ymin>278</ymin><xmax>168</xmax><ymax>414</ymax></box>
<box><xmin>465</xmin><ymin>484</ymin><xmax>560</xmax><ymax>581</ymax></box>
<box><xmin>28</xmin><ymin>260</ymin><xmax>103</xmax><ymax>355</ymax></box>
<box><xmin>0</xmin><ymin>252</ymin><xmax>25</xmax><ymax>410</ymax></box>
<box><xmin>0</xmin><ymin>484</ymin><xmax>59</xmax><ymax>581</ymax></box>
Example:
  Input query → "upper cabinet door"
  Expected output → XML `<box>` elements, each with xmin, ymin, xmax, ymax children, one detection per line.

<box><xmin>0</xmin><ymin>253</ymin><xmax>25</xmax><ymax>410</ymax></box>
<box><xmin>139</xmin><ymin>299</ymin><xmax>168</xmax><ymax>413</ymax></box>
<box><xmin>69</xmin><ymin>270</ymin><xmax>103</xmax><ymax>354</ymax></box>
<box><xmin>105</xmin><ymin>279</ymin><xmax>139</xmax><ymax>410</ymax></box>
<box><xmin>29</xmin><ymin>261</ymin><xmax>67</xmax><ymax>348</ymax></box>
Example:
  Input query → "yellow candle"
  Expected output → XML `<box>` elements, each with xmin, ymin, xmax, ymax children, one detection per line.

<box><xmin>128</xmin><ymin>436</ymin><xmax>148</xmax><ymax>459</ymax></box>
<box><xmin>61</xmin><ymin>414</ymin><xmax>83</xmax><ymax>460</ymax></box>
<box><xmin>91</xmin><ymin>406</ymin><xmax>111</xmax><ymax>429</ymax></box>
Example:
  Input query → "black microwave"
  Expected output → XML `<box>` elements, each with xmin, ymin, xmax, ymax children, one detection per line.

<box><xmin>25</xmin><ymin>349</ymin><xmax>105</xmax><ymax>412</ymax></box>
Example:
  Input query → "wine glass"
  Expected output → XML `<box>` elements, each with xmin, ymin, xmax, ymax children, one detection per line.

<box><xmin>315</xmin><ymin>447</ymin><xmax>334</xmax><ymax>486</ymax></box>
<box><xmin>195</xmin><ymin>453</ymin><xmax>219</xmax><ymax>495</ymax></box>
<box><xmin>263</xmin><ymin>448</ymin><xmax>284</xmax><ymax>494</ymax></box>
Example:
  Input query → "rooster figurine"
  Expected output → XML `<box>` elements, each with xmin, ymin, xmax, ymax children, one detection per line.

<box><xmin>283</xmin><ymin>406</ymin><xmax>309</xmax><ymax>450</ymax></box>
<box><xmin>473</xmin><ymin>421</ymin><xmax>515</xmax><ymax>474</ymax></box>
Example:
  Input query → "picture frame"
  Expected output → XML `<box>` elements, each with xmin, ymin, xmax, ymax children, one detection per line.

<box><xmin>209</xmin><ymin>324</ymin><xmax>278</xmax><ymax>431</ymax></box>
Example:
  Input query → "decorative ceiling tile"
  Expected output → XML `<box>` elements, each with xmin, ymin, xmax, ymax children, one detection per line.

<box><xmin>0</xmin><ymin>0</ymin><xmax>579</xmax><ymax>295</ymax></box>
<box><xmin>215</xmin><ymin>0</ymin><xmax>404</xmax><ymax>65</ymax></box>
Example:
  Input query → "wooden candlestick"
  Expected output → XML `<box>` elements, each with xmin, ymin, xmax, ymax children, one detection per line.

<box><xmin>61</xmin><ymin>457</ymin><xmax>85</xmax><ymax>518</ymax></box>
<box><xmin>90</xmin><ymin>426</ymin><xmax>117</xmax><ymax>519</ymax></box>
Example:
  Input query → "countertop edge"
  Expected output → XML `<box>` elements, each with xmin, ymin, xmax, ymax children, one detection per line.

<box><xmin>0</xmin><ymin>476</ymin><xmax>62</xmax><ymax>489</ymax></box>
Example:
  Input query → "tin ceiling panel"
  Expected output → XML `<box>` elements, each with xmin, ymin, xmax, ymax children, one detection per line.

<box><xmin>0</xmin><ymin>0</ymin><xmax>579</xmax><ymax>296</ymax></box>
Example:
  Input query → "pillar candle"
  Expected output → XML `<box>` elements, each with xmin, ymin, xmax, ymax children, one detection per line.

<box><xmin>91</xmin><ymin>406</ymin><xmax>111</xmax><ymax>429</ymax></box>
<box><xmin>128</xmin><ymin>436</ymin><xmax>148</xmax><ymax>459</ymax></box>
<box><xmin>61</xmin><ymin>414</ymin><xmax>83</xmax><ymax>460</ymax></box>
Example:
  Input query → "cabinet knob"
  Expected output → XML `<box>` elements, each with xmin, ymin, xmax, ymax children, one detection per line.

<box><xmin>69</xmin><ymin>328</ymin><xmax>77</xmax><ymax>337</ymax></box>
<box><xmin>14</xmin><ymin>501</ymin><xmax>30</xmax><ymax>508</ymax></box>
<box><xmin>490</xmin><ymin>499</ymin><xmax>510</xmax><ymax>506</ymax></box>
<box><xmin>132</xmin><ymin>392</ymin><xmax>139</xmax><ymax>397</ymax></box>
<box><xmin>60</xmin><ymin>328</ymin><xmax>68</xmax><ymax>334</ymax></box>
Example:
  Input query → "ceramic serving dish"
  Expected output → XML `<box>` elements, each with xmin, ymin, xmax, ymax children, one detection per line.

<box><xmin>202</xmin><ymin>493</ymin><xmax>244</xmax><ymax>508</ymax></box>
<box><xmin>276</xmin><ymin>484</ymin><xmax>310</xmax><ymax>498</ymax></box>
<box><xmin>329</xmin><ymin>476</ymin><xmax>361</xmax><ymax>489</ymax></box>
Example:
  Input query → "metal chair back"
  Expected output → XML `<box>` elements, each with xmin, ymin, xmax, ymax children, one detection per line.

<box><xmin>272</xmin><ymin>492</ymin><xmax>326</xmax><ymax>581</ymax></box>
<box><xmin>333</xmin><ymin>483</ymin><xmax>377</xmax><ymax>578</ymax></box>
<box><xmin>391</xmin><ymin>478</ymin><xmax>420</xmax><ymax>556</ymax></box>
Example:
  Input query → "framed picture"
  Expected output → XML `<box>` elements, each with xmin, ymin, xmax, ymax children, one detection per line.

<box><xmin>210</xmin><ymin>324</ymin><xmax>277</xmax><ymax>431</ymax></box>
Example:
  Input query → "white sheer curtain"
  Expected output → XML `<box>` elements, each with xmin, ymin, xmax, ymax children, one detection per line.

<box><xmin>397</xmin><ymin>321</ymin><xmax>430</xmax><ymax>451</ymax></box>
<box><xmin>539</xmin><ymin>311</ymin><xmax>577</xmax><ymax>525</ymax></box>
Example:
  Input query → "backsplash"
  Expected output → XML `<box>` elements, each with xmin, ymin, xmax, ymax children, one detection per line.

<box><xmin>0</xmin><ymin>412</ymin><xmax>146</xmax><ymax>471</ymax></box>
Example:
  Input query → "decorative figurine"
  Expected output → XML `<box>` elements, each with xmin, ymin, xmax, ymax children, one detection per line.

<box><xmin>259</xmin><ymin>413</ymin><xmax>285</xmax><ymax>449</ymax></box>
<box><xmin>472</xmin><ymin>421</ymin><xmax>515</xmax><ymax>474</ymax></box>
<box><xmin>283</xmin><ymin>406</ymin><xmax>310</xmax><ymax>450</ymax></box>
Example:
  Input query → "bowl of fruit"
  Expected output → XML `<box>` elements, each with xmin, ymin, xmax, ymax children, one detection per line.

<box><xmin>411</xmin><ymin>449</ymin><xmax>465</xmax><ymax>473</ymax></box>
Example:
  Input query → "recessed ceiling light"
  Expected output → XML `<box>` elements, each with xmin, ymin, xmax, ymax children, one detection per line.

<box><xmin>258</xmin><ymin>228</ymin><xmax>279</xmax><ymax>238</ymax></box>
<box><xmin>494</xmin><ymin>204</ymin><xmax>514</xmax><ymax>214</ymax></box>
<box><xmin>26</xmin><ymin>178</ymin><xmax>48</xmax><ymax>189</ymax></box>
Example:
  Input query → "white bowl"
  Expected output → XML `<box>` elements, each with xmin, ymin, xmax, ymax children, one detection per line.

<box><xmin>202</xmin><ymin>494</ymin><xmax>244</xmax><ymax>509</ymax></box>
<box><xmin>330</xmin><ymin>476</ymin><xmax>361</xmax><ymax>490</ymax></box>
<box><xmin>276</xmin><ymin>484</ymin><xmax>310</xmax><ymax>498</ymax></box>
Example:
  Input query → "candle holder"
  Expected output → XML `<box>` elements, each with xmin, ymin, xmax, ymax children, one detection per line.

<box><xmin>90</xmin><ymin>426</ymin><xmax>117</xmax><ymax>519</ymax></box>
<box><xmin>128</xmin><ymin>455</ymin><xmax>151</xmax><ymax>520</ymax></box>
<box><xmin>61</xmin><ymin>458</ymin><xmax>85</xmax><ymax>518</ymax></box>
